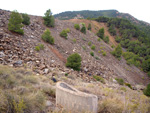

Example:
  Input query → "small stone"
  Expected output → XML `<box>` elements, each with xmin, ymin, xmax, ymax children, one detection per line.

<box><xmin>44</xmin><ymin>68</ymin><xmax>49</xmax><ymax>74</ymax></box>
<box><xmin>112</xmin><ymin>79</ymin><xmax>117</xmax><ymax>83</ymax></box>
<box><xmin>0</xmin><ymin>51</ymin><xmax>5</xmax><ymax>58</ymax></box>
<box><xmin>83</xmin><ymin>67</ymin><xmax>88</xmax><ymax>72</ymax></box>
<box><xmin>46</xmin><ymin>100</ymin><xmax>52</xmax><ymax>106</ymax></box>
<box><xmin>13</xmin><ymin>60</ymin><xmax>23</xmax><ymax>66</ymax></box>
<box><xmin>51</xmin><ymin>60</ymin><xmax>55</xmax><ymax>63</ymax></box>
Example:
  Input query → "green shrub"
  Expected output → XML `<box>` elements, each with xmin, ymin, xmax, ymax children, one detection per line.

<box><xmin>97</xmin><ymin>28</ymin><xmax>104</xmax><ymax>39</ymax></box>
<box><xmin>8</xmin><ymin>10</ymin><xmax>24</xmax><ymax>35</ymax></box>
<box><xmin>88</xmin><ymin>23</ymin><xmax>91</xmax><ymax>30</ymax></box>
<box><xmin>42</xmin><ymin>29</ymin><xmax>54</xmax><ymax>44</ymax></box>
<box><xmin>125</xmin><ymin>83</ymin><xmax>132</xmax><ymax>89</ymax></box>
<box><xmin>74</xmin><ymin>24</ymin><xmax>80</xmax><ymax>30</ymax></box>
<box><xmin>88</xmin><ymin>41</ymin><xmax>92</xmax><ymax>46</ymax></box>
<box><xmin>95</xmin><ymin>56</ymin><xmax>100</xmax><ymax>60</ymax></box>
<box><xmin>35</xmin><ymin>46</ymin><xmax>40</xmax><ymax>51</ymax></box>
<box><xmin>142</xmin><ymin>59</ymin><xmax>150</xmax><ymax>72</ymax></box>
<box><xmin>60</xmin><ymin>29</ymin><xmax>68</xmax><ymax>39</ymax></box>
<box><xmin>82</xmin><ymin>46</ymin><xmax>86</xmax><ymax>50</ymax></box>
<box><xmin>148</xmin><ymin>72</ymin><xmax>150</xmax><ymax>78</ymax></box>
<box><xmin>65</xmin><ymin>73</ymin><xmax>69</xmax><ymax>76</ymax></box>
<box><xmin>104</xmin><ymin>36</ymin><xmax>109</xmax><ymax>43</ymax></box>
<box><xmin>35</xmin><ymin>44</ymin><xmax>44</xmax><ymax>51</ymax></box>
<box><xmin>39</xmin><ymin>44</ymin><xmax>44</xmax><ymax>50</ymax></box>
<box><xmin>123</xmin><ymin>52</ymin><xmax>142</xmax><ymax>67</ymax></box>
<box><xmin>66</xmin><ymin>28</ymin><xmax>70</xmax><ymax>33</ymax></box>
<box><xmin>82</xmin><ymin>37</ymin><xmax>86</xmax><ymax>41</ymax></box>
<box><xmin>66</xmin><ymin>53</ymin><xmax>82</xmax><ymax>71</ymax></box>
<box><xmin>97</xmin><ymin>38</ymin><xmax>101</xmax><ymax>41</ymax></box>
<box><xmin>22</xmin><ymin>13</ymin><xmax>30</xmax><ymax>25</ymax></box>
<box><xmin>120</xmin><ymin>87</ymin><xmax>127</xmax><ymax>92</ymax></box>
<box><xmin>102</xmin><ymin>51</ymin><xmax>106</xmax><ymax>56</ymax></box>
<box><xmin>115</xmin><ymin>36</ymin><xmax>121</xmax><ymax>43</ymax></box>
<box><xmin>13</xmin><ymin>98</ymin><xmax>26</xmax><ymax>113</ymax></box>
<box><xmin>111</xmin><ymin>44</ymin><xmax>122</xmax><ymax>59</ymax></box>
<box><xmin>143</xmin><ymin>84</ymin><xmax>150</xmax><ymax>97</ymax></box>
<box><xmin>115</xmin><ymin>78</ymin><xmax>124</xmax><ymax>85</ymax></box>
<box><xmin>80</xmin><ymin>23</ymin><xmax>86</xmax><ymax>34</ymax></box>
<box><xmin>72</xmin><ymin>38</ymin><xmax>76</xmax><ymax>43</ymax></box>
<box><xmin>43</xmin><ymin>9</ymin><xmax>55</xmax><ymax>27</ymax></box>
<box><xmin>91</xmin><ymin>45</ymin><xmax>96</xmax><ymax>50</ymax></box>
<box><xmin>93</xmin><ymin>75</ymin><xmax>105</xmax><ymax>84</ymax></box>
<box><xmin>108</xmin><ymin>25</ymin><xmax>116</xmax><ymax>36</ymax></box>
<box><xmin>111</xmin><ymin>45</ymin><xmax>115</xmax><ymax>48</ymax></box>
<box><xmin>90</xmin><ymin>52</ymin><xmax>94</xmax><ymax>56</ymax></box>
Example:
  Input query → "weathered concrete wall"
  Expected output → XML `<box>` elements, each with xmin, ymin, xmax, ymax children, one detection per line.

<box><xmin>56</xmin><ymin>82</ymin><xmax>98</xmax><ymax>113</ymax></box>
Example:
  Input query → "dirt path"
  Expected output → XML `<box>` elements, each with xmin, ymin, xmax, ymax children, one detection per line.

<box><xmin>48</xmin><ymin>44</ymin><xmax>67</xmax><ymax>63</ymax></box>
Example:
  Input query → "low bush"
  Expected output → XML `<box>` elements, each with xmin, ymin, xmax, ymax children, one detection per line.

<box><xmin>123</xmin><ymin>52</ymin><xmax>141</xmax><ymax>67</ymax></box>
<box><xmin>115</xmin><ymin>78</ymin><xmax>124</xmax><ymax>85</ymax></box>
<box><xmin>120</xmin><ymin>87</ymin><xmax>127</xmax><ymax>92</ymax></box>
<box><xmin>143</xmin><ymin>84</ymin><xmax>150</xmax><ymax>97</ymax></box>
<box><xmin>111</xmin><ymin>44</ymin><xmax>122</xmax><ymax>59</ymax></box>
<box><xmin>115</xmin><ymin>36</ymin><xmax>121</xmax><ymax>43</ymax></box>
<box><xmin>93</xmin><ymin>75</ymin><xmax>105</xmax><ymax>84</ymax></box>
<box><xmin>66</xmin><ymin>53</ymin><xmax>82</xmax><ymax>71</ymax></box>
<box><xmin>35</xmin><ymin>46</ymin><xmax>40</xmax><ymax>51</ymax></box>
<box><xmin>97</xmin><ymin>38</ymin><xmax>101</xmax><ymax>41</ymax></box>
<box><xmin>0</xmin><ymin>65</ymin><xmax>48</xmax><ymax>112</ymax></box>
<box><xmin>80</xmin><ymin>23</ymin><xmax>86</xmax><ymax>34</ymax></box>
<box><xmin>74</xmin><ymin>24</ymin><xmax>80</xmax><ymax>30</ymax></box>
<box><xmin>35</xmin><ymin>44</ymin><xmax>44</xmax><ymax>51</ymax></box>
<box><xmin>82</xmin><ymin>46</ymin><xmax>86</xmax><ymax>50</ymax></box>
<box><xmin>104</xmin><ymin>36</ymin><xmax>109</xmax><ymax>43</ymax></box>
<box><xmin>88</xmin><ymin>41</ymin><xmax>92</xmax><ymax>46</ymax></box>
<box><xmin>60</xmin><ymin>29</ymin><xmax>68</xmax><ymax>39</ymax></box>
<box><xmin>42</xmin><ymin>29</ymin><xmax>54</xmax><ymax>44</ymax></box>
<box><xmin>72</xmin><ymin>38</ymin><xmax>76</xmax><ymax>43</ymax></box>
<box><xmin>111</xmin><ymin>45</ymin><xmax>115</xmax><ymax>48</ymax></box>
<box><xmin>90</xmin><ymin>52</ymin><xmax>94</xmax><ymax>56</ymax></box>
<box><xmin>125</xmin><ymin>83</ymin><xmax>132</xmax><ymax>89</ymax></box>
<box><xmin>88</xmin><ymin>23</ymin><xmax>91</xmax><ymax>30</ymax></box>
<box><xmin>98</xmin><ymin>98</ymin><xmax>124</xmax><ymax>113</ymax></box>
<box><xmin>66</xmin><ymin>28</ymin><xmax>70</xmax><ymax>33</ymax></box>
<box><xmin>91</xmin><ymin>45</ymin><xmax>96</xmax><ymax>50</ymax></box>
<box><xmin>102</xmin><ymin>51</ymin><xmax>106</xmax><ymax>56</ymax></box>
<box><xmin>148</xmin><ymin>72</ymin><xmax>150</xmax><ymax>77</ymax></box>
<box><xmin>97</xmin><ymin>27</ymin><xmax>104</xmax><ymax>39</ymax></box>
<box><xmin>8</xmin><ymin>10</ymin><xmax>24</xmax><ymax>35</ymax></box>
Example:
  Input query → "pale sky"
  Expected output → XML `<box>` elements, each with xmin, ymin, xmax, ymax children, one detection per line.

<box><xmin>0</xmin><ymin>0</ymin><xmax>150</xmax><ymax>23</ymax></box>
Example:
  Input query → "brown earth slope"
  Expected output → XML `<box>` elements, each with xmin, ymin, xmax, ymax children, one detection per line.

<box><xmin>0</xmin><ymin>9</ymin><xmax>149</xmax><ymax>86</ymax></box>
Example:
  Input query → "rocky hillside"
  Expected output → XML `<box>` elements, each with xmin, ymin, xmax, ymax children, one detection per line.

<box><xmin>0</xmin><ymin>9</ymin><xmax>150</xmax><ymax>113</ymax></box>
<box><xmin>0</xmin><ymin>9</ymin><xmax>149</xmax><ymax>86</ymax></box>
<box><xmin>54</xmin><ymin>10</ymin><xmax>150</xmax><ymax>38</ymax></box>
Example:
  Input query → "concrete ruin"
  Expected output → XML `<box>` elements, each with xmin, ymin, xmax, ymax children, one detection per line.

<box><xmin>56</xmin><ymin>82</ymin><xmax>98</xmax><ymax>113</ymax></box>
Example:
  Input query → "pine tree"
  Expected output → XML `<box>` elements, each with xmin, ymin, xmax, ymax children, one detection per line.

<box><xmin>66</xmin><ymin>53</ymin><xmax>82</xmax><ymax>71</ymax></box>
<box><xmin>22</xmin><ymin>13</ymin><xmax>30</xmax><ymax>25</ymax></box>
<box><xmin>80</xmin><ymin>23</ymin><xmax>86</xmax><ymax>34</ymax></box>
<box><xmin>8</xmin><ymin>10</ymin><xmax>24</xmax><ymax>34</ymax></box>
<box><xmin>112</xmin><ymin>44</ymin><xmax>122</xmax><ymax>58</ymax></box>
<box><xmin>43</xmin><ymin>9</ymin><xmax>55</xmax><ymax>27</ymax></box>
<box><xmin>88</xmin><ymin>23</ymin><xmax>91</xmax><ymax>30</ymax></box>
<box><xmin>97</xmin><ymin>28</ymin><xmax>104</xmax><ymax>39</ymax></box>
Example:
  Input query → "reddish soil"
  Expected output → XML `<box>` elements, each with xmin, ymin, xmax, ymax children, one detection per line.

<box><xmin>68</xmin><ymin>19</ymin><xmax>118</xmax><ymax>46</ymax></box>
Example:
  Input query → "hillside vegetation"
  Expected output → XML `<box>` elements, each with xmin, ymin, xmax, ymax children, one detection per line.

<box><xmin>54</xmin><ymin>10</ymin><xmax>150</xmax><ymax>41</ymax></box>
<box><xmin>0</xmin><ymin>9</ymin><xmax>150</xmax><ymax>112</ymax></box>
